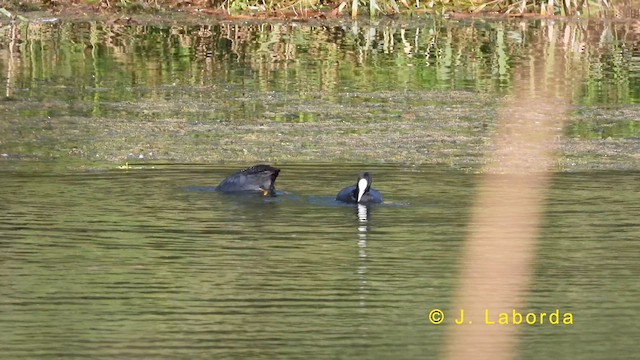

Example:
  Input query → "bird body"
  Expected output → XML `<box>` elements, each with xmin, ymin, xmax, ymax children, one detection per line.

<box><xmin>217</xmin><ymin>164</ymin><xmax>280</xmax><ymax>196</ymax></box>
<box><xmin>336</xmin><ymin>172</ymin><xmax>383</xmax><ymax>204</ymax></box>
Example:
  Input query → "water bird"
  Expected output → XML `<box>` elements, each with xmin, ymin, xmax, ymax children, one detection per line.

<box><xmin>217</xmin><ymin>164</ymin><xmax>280</xmax><ymax>196</ymax></box>
<box><xmin>336</xmin><ymin>172</ymin><xmax>383</xmax><ymax>204</ymax></box>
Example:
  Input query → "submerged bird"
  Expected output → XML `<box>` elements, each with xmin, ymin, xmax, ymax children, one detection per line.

<box><xmin>217</xmin><ymin>164</ymin><xmax>280</xmax><ymax>196</ymax></box>
<box><xmin>336</xmin><ymin>172</ymin><xmax>383</xmax><ymax>204</ymax></box>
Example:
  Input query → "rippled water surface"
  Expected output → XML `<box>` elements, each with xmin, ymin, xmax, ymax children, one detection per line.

<box><xmin>1</xmin><ymin>163</ymin><xmax>639</xmax><ymax>358</ymax></box>
<box><xmin>2</xmin><ymin>12</ymin><xmax>640</xmax><ymax>358</ymax></box>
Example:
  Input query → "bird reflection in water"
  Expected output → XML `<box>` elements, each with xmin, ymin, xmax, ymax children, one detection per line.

<box><xmin>357</xmin><ymin>204</ymin><xmax>369</xmax><ymax>306</ymax></box>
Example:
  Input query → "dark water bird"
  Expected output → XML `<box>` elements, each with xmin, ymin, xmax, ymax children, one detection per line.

<box><xmin>336</xmin><ymin>172</ymin><xmax>383</xmax><ymax>204</ymax></box>
<box><xmin>217</xmin><ymin>164</ymin><xmax>280</xmax><ymax>196</ymax></box>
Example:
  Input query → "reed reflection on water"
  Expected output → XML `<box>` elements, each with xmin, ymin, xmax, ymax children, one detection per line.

<box><xmin>357</xmin><ymin>203</ymin><xmax>369</xmax><ymax>306</ymax></box>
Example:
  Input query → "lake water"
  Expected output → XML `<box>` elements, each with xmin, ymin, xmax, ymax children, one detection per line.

<box><xmin>1</xmin><ymin>163</ymin><xmax>639</xmax><ymax>358</ymax></box>
<box><xmin>2</xmin><ymin>13</ymin><xmax>640</xmax><ymax>359</ymax></box>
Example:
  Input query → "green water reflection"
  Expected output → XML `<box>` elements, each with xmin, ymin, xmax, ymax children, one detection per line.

<box><xmin>3</xmin><ymin>20</ymin><xmax>639</xmax><ymax>102</ymax></box>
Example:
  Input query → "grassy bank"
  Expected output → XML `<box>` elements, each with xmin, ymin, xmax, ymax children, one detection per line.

<box><xmin>1</xmin><ymin>0</ymin><xmax>634</xmax><ymax>19</ymax></box>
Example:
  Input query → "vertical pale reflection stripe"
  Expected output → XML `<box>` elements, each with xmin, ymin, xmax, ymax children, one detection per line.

<box><xmin>443</xmin><ymin>46</ymin><xmax>570</xmax><ymax>358</ymax></box>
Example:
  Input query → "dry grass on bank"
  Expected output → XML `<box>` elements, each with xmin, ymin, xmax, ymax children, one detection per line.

<box><xmin>1</xmin><ymin>0</ymin><xmax>633</xmax><ymax>19</ymax></box>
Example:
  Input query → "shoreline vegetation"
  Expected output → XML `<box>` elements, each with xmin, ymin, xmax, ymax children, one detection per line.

<box><xmin>1</xmin><ymin>0</ymin><xmax>635</xmax><ymax>21</ymax></box>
